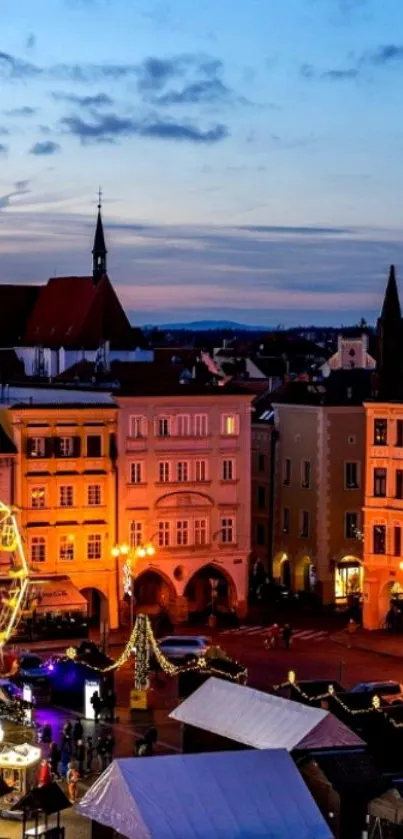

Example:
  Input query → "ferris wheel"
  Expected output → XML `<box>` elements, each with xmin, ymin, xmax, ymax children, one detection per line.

<box><xmin>0</xmin><ymin>502</ymin><xmax>29</xmax><ymax>648</ymax></box>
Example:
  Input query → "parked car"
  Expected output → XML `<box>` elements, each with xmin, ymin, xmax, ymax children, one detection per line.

<box><xmin>157</xmin><ymin>635</ymin><xmax>211</xmax><ymax>663</ymax></box>
<box><xmin>349</xmin><ymin>680</ymin><xmax>403</xmax><ymax>705</ymax></box>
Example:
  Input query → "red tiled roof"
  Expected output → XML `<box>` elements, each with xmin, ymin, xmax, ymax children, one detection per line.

<box><xmin>24</xmin><ymin>275</ymin><xmax>133</xmax><ymax>350</ymax></box>
<box><xmin>0</xmin><ymin>285</ymin><xmax>42</xmax><ymax>347</ymax></box>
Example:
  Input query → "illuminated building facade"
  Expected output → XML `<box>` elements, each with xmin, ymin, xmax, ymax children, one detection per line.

<box><xmin>271</xmin><ymin>371</ymin><xmax>370</xmax><ymax>604</ymax></box>
<box><xmin>116</xmin><ymin>386</ymin><xmax>253</xmax><ymax>620</ymax></box>
<box><xmin>6</xmin><ymin>389</ymin><xmax>119</xmax><ymax>628</ymax></box>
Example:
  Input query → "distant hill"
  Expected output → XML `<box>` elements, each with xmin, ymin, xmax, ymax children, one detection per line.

<box><xmin>144</xmin><ymin>320</ymin><xmax>265</xmax><ymax>331</ymax></box>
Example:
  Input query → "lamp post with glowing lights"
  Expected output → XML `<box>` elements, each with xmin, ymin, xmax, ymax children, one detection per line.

<box><xmin>112</xmin><ymin>541</ymin><xmax>157</xmax><ymax>629</ymax></box>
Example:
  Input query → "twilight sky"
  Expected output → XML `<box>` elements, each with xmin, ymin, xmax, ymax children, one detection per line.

<box><xmin>1</xmin><ymin>0</ymin><xmax>403</xmax><ymax>326</ymax></box>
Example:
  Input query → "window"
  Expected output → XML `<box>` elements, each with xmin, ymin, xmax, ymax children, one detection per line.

<box><xmin>130</xmin><ymin>462</ymin><xmax>143</xmax><ymax>484</ymax></box>
<box><xmin>59</xmin><ymin>485</ymin><xmax>74</xmax><ymax>507</ymax></box>
<box><xmin>28</xmin><ymin>437</ymin><xmax>46</xmax><ymax>458</ymax></box>
<box><xmin>283</xmin><ymin>458</ymin><xmax>291</xmax><ymax>486</ymax></box>
<box><xmin>394</xmin><ymin>526</ymin><xmax>402</xmax><ymax>557</ymax></box>
<box><xmin>194</xmin><ymin>414</ymin><xmax>208</xmax><ymax>436</ymax></box>
<box><xmin>129</xmin><ymin>415</ymin><xmax>146</xmax><ymax>438</ymax></box>
<box><xmin>300</xmin><ymin>510</ymin><xmax>310</xmax><ymax>538</ymax></box>
<box><xmin>176</xmin><ymin>415</ymin><xmax>190</xmax><ymax>436</ymax></box>
<box><xmin>374</xmin><ymin>418</ymin><xmax>387</xmax><ymax>446</ymax></box>
<box><xmin>87</xmin><ymin>484</ymin><xmax>101</xmax><ymax>506</ymax></box>
<box><xmin>222</xmin><ymin>459</ymin><xmax>234</xmax><ymax>481</ymax></box>
<box><xmin>157</xmin><ymin>417</ymin><xmax>170</xmax><ymax>438</ymax></box>
<box><xmin>345</xmin><ymin>462</ymin><xmax>359</xmax><ymax>489</ymax></box>
<box><xmin>221</xmin><ymin>517</ymin><xmax>234</xmax><ymax>544</ymax></box>
<box><xmin>130</xmin><ymin>521</ymin><xmax>143</xmax><ymax>549</ymax></box>
<box><xmin>30</xmin><ymin>486</ymin><xmax>46</xmax><ymax>509</ymax></box>
<box><xmin>158</xmin><ymin>461</ymin><xmax>170</xmax><ymax>483</ymax></box>
<box><xmin>30</xmin><ymin>536</ymin><xmax>46</xmax><ymax>564</ymax></box>
<box><xmin>302</xmin><ymin>460</ymin><xmax>311</xmax><ymax>489</ymax></box>
<box><xmin>256</xmin><ymin>523</ymin><xmax>265</xmax><ymax>545</ymax></box>
<box><xmin>257</xmin><ymin>486</ymin><xmax>266</xmax><ymax>509</ymax></box>
<box><xmin>282</xmin><ymin>508</ymin><xmax>290</xmax><ymax>534</ymax></box>
<box><xmin>396</xmin><ymin>470</ymin><xmax>403</xmax><ymax>500</ymax></box>
<box><xmin>158</xmin><ymin>521</ymin><xmax>170</xmax><ymax>547</ymax></box>
<box><xmin>59</xmin><ymin>535</ymin><xmax>74</xmax><ymax>561</ymax></box>
<box><xmin>59</xmin><ymin>437</ymin><xmax>74</xmax><ymax>457</ymax></box>
<box><xmin>87</xmin><ymin>534</ymin><xmax>102</xmax><ymax>560</ymax></box>
<box><xmin>194</xmin><ymin>519</ymin><xmax>207</xmax><ymax>546</ymax></box>
<box><xmin>345</xmin><ymin>512</ymin><xmax>358</xmax><ymax>539</ymax></box>
<box><xmin>374</xmin><ymin>468</ymin><xmax>387</xmax><ymax>498</ymax></box>
<box><xmin>373</xmin><ymin>524</ymin><xmax>386</xmax><ymax>555</ymax></box>
<box><xmin>86</xmin><ymin>435</ymin><xmax>102</xmax><ymax>457</ymax></box>
<box><xmin>177</xmin><ymin>462</ymin><xmax>189</xmax><ymax>482</ymax></box>
<box><xmin>397</xmin><ymin>420</ymin><xmax>403</xmax><ymax>448</ymax></box>
<box><xmin>176</xmin><ymin>520</ymin><xmax>188</xmax><ymax>546</ymax></box>
<box><xmin>258</xmin><ymin>454</ymin><xmax>265</xmax><ymax>472</ymax></box>
<box><xmin>195</xmin><ymin>460</ymin><xmax>207</xmax><ymax>482</ymax></box>
<box><xmin>222</xmin><ymin>414</ymin><xmax>238</xmax><ymax>435</ymax></box>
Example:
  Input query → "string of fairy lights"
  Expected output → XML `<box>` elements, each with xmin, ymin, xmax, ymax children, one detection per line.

<box><xmin>274</xmin><ymin>670</ymin><xmax>403</xmax><ymax>728</ymax></box>
<box><xmin>63</xmin><ymin>614</ymin><xmax>247</xmax><ymax>685</ymax></box>
<box><xmin>0</xmin><ymin>502</ymin><xmax>30</xmax><ymax>650</ymax></box>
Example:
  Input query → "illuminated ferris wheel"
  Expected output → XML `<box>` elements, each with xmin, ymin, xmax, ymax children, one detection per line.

<box><xmin>0</xmin><ymin>502</ymin><xmax>29</xmax><ymax>648</ymax></box>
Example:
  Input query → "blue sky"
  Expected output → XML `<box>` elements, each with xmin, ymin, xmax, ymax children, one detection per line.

<box><xmin>1</xmin><ymin>0</ymin><xmax>403</xmax><ymax>325</ymax></box>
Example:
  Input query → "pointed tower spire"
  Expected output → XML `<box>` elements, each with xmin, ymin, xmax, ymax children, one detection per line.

<box><xmin>376</xmin><ymin>265</ymin><xmax>403</xmax><ymax>400</ymax></box>
<box><xmin>381</xmin><ymin>264</ymin><xmax>401</xmax><ymax>320</ymax></box>
<box><xmin>92</xmin><ymin>187</ymin><xmax>107</xmax><ymax>283</ymax></box>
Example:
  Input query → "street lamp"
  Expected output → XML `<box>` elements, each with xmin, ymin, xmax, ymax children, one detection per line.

<box><xmin>112</xmin><ymin>540</ymin><xmax>157</xmax><ymax>629</ymax></box>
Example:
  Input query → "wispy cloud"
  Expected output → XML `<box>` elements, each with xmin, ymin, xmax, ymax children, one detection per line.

<box><xmin>4</xmin><ymin>105</ymin><xmax>37</xmax><ymax>117</ymax></box>
<box><xmin>363</xmin><ymin>44</ymin><xmax>403</xmax><ymax>66</ymax></box>
<box><xmin>50</xmin><ymin>91</ymin><xmax>114</xmax><ymax>108</ymax></box>
<box><xmin>60</xmin><ymin>111</ymin><xmax>228</xmax><ymax>144</ymax></box>
<box><xmin>29</xmin><ymin>140</ymin><xmax>61</xmax><ymax>155</ymax></box>
<box><xmin>0</xmin><ymin>144</ymin><xmax>8</xmax><ymax>156</ymax></box>
<box><xmin>0</xmin><ymin>179</ymin><xmax>30</xmax><ymax>208</ymax></box>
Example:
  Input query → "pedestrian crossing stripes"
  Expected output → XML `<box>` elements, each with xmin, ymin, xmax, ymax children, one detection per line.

<box><xmin>219</xmin><ymin>626</ymin><xmax>329</xmax><ymax>642</ymax></box>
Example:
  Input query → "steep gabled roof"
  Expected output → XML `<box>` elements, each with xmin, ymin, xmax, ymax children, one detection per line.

<box><xmin>0</xmin><ymin>285</ymin><xmax>42</xmax><ymax>347</ymax></box>
<box><xmin>381</xmin><ymin>264</ymin><xmax>401</xmax><ymax>321</ymax></box>
<box><xmin>23</xmin><ymin>275</ymin><xmax>133</xmax><ymax>350</ymax></box>
<box><xmin>0</xmin><ymin>425</ymin><xmax>17</xmax><ymax>454</ymax></box>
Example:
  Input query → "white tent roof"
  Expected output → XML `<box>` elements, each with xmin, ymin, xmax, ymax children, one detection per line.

<box><xmin>169</xmin><ymin>677</ymin><xmax>363</xmax><ymax>751</ymax></box>
<box><xmin>77</xmin><ymin>749</ymin><xmax>333</xmax><ymax>839</ymax></box>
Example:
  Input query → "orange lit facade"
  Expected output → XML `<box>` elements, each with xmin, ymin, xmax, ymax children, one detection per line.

<box><xmin>116</xmin><ymin>389</ymin><xmax>253</xmax><ymax>620</ymax></box>
<box><xmin>363</xmin><ymin>403</ymin><xmax>403</xmax><ymax>629</ymax></box>
<box><xmin>6</xmin><ymin>399</ymin><xmax>119</xmax><ymax>628</ymax></box>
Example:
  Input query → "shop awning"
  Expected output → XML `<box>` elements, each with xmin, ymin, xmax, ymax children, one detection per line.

<box><xmin>30</xmin><ymin>578</ymin><xmax>88</xmax><ymax>614</ymax></box>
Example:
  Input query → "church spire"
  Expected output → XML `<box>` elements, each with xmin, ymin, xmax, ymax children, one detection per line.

<box><xmin>92</xmin><ymin>187</ymin><xmax>107</xmax><ymax>283</ymax></box>
<box><xmin>376</xmin><ymin>265</ymin><xmax>403</xmax><ymax>400</ymax></box>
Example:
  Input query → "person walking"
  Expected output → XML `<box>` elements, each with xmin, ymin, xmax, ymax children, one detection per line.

<box><xmin>41</xmin><ymin>722</ymin><xmax>52</xmax><ymax>747</ymax></box>
<box><xmin>62</xmin><ymin>721</ymin><xmax>72</xmax><ymax>754</ymax></box>
<box><xmin>105</xmin><ymin>733</ymin><xmax>115</xmax><ymax>766</ymax></box>
<box><xmin>282</xmin><ymin>624</ymin><xmax>292</xmax><ymax>650</ymax></box>
<box><xmin>76</xmin><ymin>740</ymin><xmax>85</xmax><ymax>778</ymax></box>
<box><xmin>38</xmin><ymin>758</ymin><xmax>52</xmax><ymax>786</ymax></box>
<box><xmin>96</xmin><ymin>736</ymin><xmax>107</xmax><ymax>773</ymax></box>
<box><xmin>60</xmin><ymin>744</ymin><xmax>70</xmax><ymax>780</ymax></box>
<box><xmin>66</xmin><ymin>762</ymin><xmax>79</xmax><ymax>803</ymax></box>
<box><xmin>106</xmin><ymin>690</ymin><xmax>117</xmax><ymax>723</ymax></box>
<box><xmin>49</xmin><ymin>742</ymin><xmax>60</xmax><ymax>779</ymax></box>
<box><xmin>86</xmin><ymin>736</ymin><xmax>94</xmax><ymax>774</ymax></box>
<box><xmin>73</xmin><ymin>718</ymin><xmax>84</xmax><ymax>752</ymax></box>
<box><xmin>91</xmin><ymin>691</ymin><xmax>103</xmax><ymax>723</ymax></box>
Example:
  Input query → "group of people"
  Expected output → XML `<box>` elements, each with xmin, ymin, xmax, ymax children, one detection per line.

<box><xmin>264</xmin><ymin>623</ymin><xmax>293</xmax><ymax>650</ymax></box>
<box><xmin>39</xmin><ymin>718</ymin><xmax>115</xmax><ymax>802</ymax></box>
<box><xmin>90</xmin><ymin>688</ymin><xmax>117</xmax><ymax>723</ymax></box>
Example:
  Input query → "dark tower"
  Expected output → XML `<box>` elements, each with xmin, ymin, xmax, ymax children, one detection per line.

<box><xmin>376</xmin><ymin>265</ymin><xmax>403</xmax><ymax>400</ymax></box>
<box><xmin>92</xmin><ymin>188</ymin><xmax>107</xmax><ymax>283</ymax></box>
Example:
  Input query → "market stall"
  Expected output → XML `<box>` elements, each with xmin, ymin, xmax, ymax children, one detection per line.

<box><xmin>0</xmin><ymin>742</ymin><xmax>41</xmax><ymax>816</ymax></box>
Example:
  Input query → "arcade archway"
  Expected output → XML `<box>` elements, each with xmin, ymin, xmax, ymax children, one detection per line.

<box><xmin>133</xmin><ymin>571</ymin><xmax>176</xmax><ymax>615</ymax></box>
<box><xmin>184</xmin><ymin>564</ymin><xmax>236</xmax><ymax>616</ymax></box>
<box><xmin>81</xmin><ymin>587</ymin><xmax>108</xmax><ymax>627</ymax></box>
<box><xmin>334</xmin><ymin>556</ymin><xmax>363</xmax><ymax>603</ymax></box>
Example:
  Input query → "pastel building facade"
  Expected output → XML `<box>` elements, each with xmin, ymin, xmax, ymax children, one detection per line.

<box><xmin>116</xmin><ymin>388</ymin><xmax>253</xmax><ymax>620</ymax></box>
<box><xmin>4</xmin><ymin>389</ymin><xmax>119</xmax><ymax>628</ymax></box>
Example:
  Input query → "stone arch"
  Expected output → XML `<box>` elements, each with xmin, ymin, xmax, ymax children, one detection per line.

<box><xmin>273</xmin><ymin>552</ymin><xmax>289</xmax><ymax>583</ymax></box>
<box><xmin>379</xmin><ymin>579</ymin><xmax>403</xmax><ymax>628</ymax></box>
<box><xmin>133</xmin><ymin>569</ymin><xmax>176</xmax><ymax>615</ymax></box>
<box><xmin>295</xmin><ymin>554</ymin><xmax>314</xmax><ymax>591</ymax></box>
<box><xmin>183</xmin><ymin>563</ymin><xmax>237</xmax><ymax>616</ymax></box>
<box><xmin>80</xmin><ymin>587</ymin><xmax>109</xmax><ymax>627</ymax></box>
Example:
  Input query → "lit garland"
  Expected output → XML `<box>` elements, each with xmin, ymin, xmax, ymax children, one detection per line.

<box><xmin>59</xmin><ymin>614</ymin><xmax>247</xmax><ymax>684</ymax></box>
<box><xmin>0</xmin><ymin>501</ymin><xmax>30</xmax><ymax>650</ymax></box>
<box><xmin>134</xmin><ymin>614</ymin><xmax>149</xmax><ymax>690</ymax></box>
